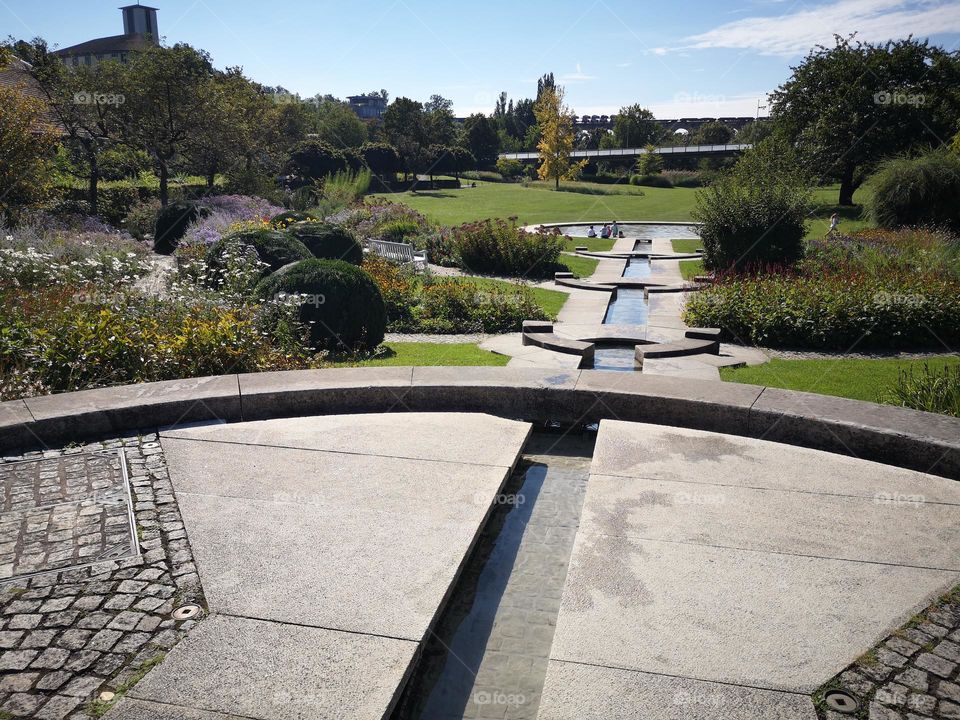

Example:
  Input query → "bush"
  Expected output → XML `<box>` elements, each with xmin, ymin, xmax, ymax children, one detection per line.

<box><xmin>866</xmin><ymin>149</ymin><xmax>960</xmax><ymax>233</ymax></box>
<box><xmin>411</xmin><ymin>279</ymin><xmax>548</xmax><ymax>333</ymax></box>
<box><xmin>450</xmin><ymin>219</ymin><xmax>564</xmax><ymax>278</ymax></box>
<box><xmin>377</xmin><ymin>218</ymin><xmax>422</xmax><ymax>242</ymax></box>
<box><xmin>154</xmin><ymin>201</ymin><xmax>205</xmax><ymax>254</ymax></box>
<box><xmin>255</xmin><ymin>258</ymin><xmax>386</xmax><ymax>351</ymax></box>
<box><xmin>883</xmin><ymin>363</ymin><xmax>960</xmax><ymax>417</ymax></box>
<box><xmin>636</xmin><ymin>147</ymin><xmax>664</xmax><ymax>176</ymax></box>
<box><xmin>206</xmin><ymin>226</ymin><xmax>312</xmax><ymax>282</ymax></box>
<box><xmin>495</xmin><ymin>158</ymin><xmax>525</xmax><ymax>179</ymax></box>
<box><xmin>694</xmin><ymin>139</ymin><xmax>810</xmax><ymax>271</ymax></box>
<box><xmin>124</xmin><ymin>198</ymin><xmax>162</xmax><ymax>240</ymax></box>
<box><xmin>287</xmin><ymin>221</ymin><xmax>363</xmax><ymax>265</ymax></box>
<box><xmin>361</xmin><ymin>255</ymin><xmax>417</xmax><ymax>326</ymax></box>
<box><xmin>630</xmin><ymin>174</ymin><xmax>672</xmax><ymax>188</ymax></box>
<box><xmin>270</xmin><ymin>210</ymin><xmax>318</xmax><ymax>228</ymax></box>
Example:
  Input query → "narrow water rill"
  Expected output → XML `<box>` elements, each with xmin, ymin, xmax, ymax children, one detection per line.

<box><xmin>602</xmin><ymin>288</ymin><xmax>649</xmax><ymax>325</ymax></box>
<box><xmin>392</xmin><ymin>430</ymin><xmax>594</xmax><ymax>720</ymax></box>
<box><xmin>621</xmin><ymin>258</ymin><xmax>652</xmax><ymax>278</ymax></box>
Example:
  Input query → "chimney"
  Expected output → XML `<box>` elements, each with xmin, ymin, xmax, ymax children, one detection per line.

<box><xmin>120</xmin><ymin>3</ymin><xmax>160</xmax><ymax>42</ymax></box>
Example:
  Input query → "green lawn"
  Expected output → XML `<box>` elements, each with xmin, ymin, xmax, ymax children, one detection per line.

<box><xmin>559</xmin><ymin>253</ymin><xmax>599</xmax><ymax>278</ymax></box>
<box><xmin>805</xmin><ymin>184</ymin><xmax>873</xmax><ymax>239</ymax></box>
<box><xmin>335</xmin><ymin>342</ymin><xmax>509</xmax><ymax>367</ymax></box>
<box><xmin>453</xmin><ymin>277</ymin><xmax>570</xmax><ymax>319</ymax></box>
<box><xmin>720</xmin><ymin>357</ymin><xmax>960</xmax><ymax>404</ymax></box>
<box><xmin>679</xmin><ymin>259</ymin><xmax>704</xmax><ymax>280</ymax></box>
<box><xmin>394</xmin><ymin>181</ymin><xmax>699</xmax><ymax>226</ymax></box>
<box><xmin>562</xmin><ymin>236</ymin><xmax>616</xmax><ymax>252</ymax></box>
<box><xmin>671</xmin><ymin>238</ymin><xmax>702</xmax><ymax>254</ymax></box>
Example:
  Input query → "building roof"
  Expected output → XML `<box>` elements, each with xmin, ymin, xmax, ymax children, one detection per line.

<box><xmin>53</xmin><ymin>33</ymin><xmax>154</xmax><ymax>58</ymax></box>
<box><xmin>0</xmin><ymin>58</ymin><xmax>65</xmax><ymax>133</ymax></box>
<box><xmin>119</xmin><ymin>3</ymin><xmax>159</xmax><ymax>9</ymax></box>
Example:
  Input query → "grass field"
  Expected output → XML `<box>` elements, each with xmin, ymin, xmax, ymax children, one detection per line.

<box><xmin>670</xmin><ymin>238</ymin><xmax>702</xmax><ymax>254</ymax></box>
<box><xmin>453</xmin><ymin>277</ymin><xmax>570</xmax><ymax>319</ymax></box>
<box><xmin>720</xmin><ymin>356</ymin><xmax>960</xmax><ymax>404</ymax></box>
<box><xmin>562</xmin><ymin>236</ymin><xmax>616</xmax><ymax>252</ymax></box>
<box><xmin>391</xmin><ymin>181</ymin><xmax>872</xmax><ymax>238</ymax></box>
<box><xmin>334</xmin><ymin>342</ymin><xmax>509</xmax><ymax>367</ymax></box>
<box><xmin>560</xmin><ymin>254</ymin><xmax>599</xmax><ymax>278</ymax></box>
<box><xmin>679</xmin><ymin>260</ymin><xmax>704</xmax><ymax>280</ymax></box>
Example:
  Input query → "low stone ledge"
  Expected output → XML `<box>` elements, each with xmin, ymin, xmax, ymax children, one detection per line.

<box><xmin>522</xmin><ymin>332</ymin><xmax>596</xmax><ymax>360</ymax></box>
<box><xmin>3</xmin><ymin>369</ymin><xmax>959</xmax><ymax>481</ymax></box>
<box><xmin>749</xmin><ymin>387</ymin><xmax>960</xmax><ymax>479</ymax></box>
<box><xmin>16</xmin><ymin>375</ymin><xmax>241</xmax><ymax>449</ymax></box>
<box><xmin>685</xmin><ymin>328</ymin><xmax>722</xmax><ymax>341</ymax></box>
<box><xmin>553</xmin><ymin>276</ymin><xmax>616</xmax><ymax>292</ymax></box>
<box><xmin>636</xmin><ymin>338</ymin><xmax>720</xmax><ymax>362</ymax></box>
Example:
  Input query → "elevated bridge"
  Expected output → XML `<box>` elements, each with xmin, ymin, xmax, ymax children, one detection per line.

<box><xmin>499</xmin><ymin>143</ymin><xmax>752</xmax><ymax>163</ymax></box>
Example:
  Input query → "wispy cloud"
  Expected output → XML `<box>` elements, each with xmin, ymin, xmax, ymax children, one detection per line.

<box><xmin>615</xmin><ymin>61</ymin><xmax>633</xmax><ymax>68</ymax></box>
<box><xmin>682</xmin><ymin>0</ymin><xmax>960</xmax><ymax>56</ymax></box>
<box><xmin>559</xmin><ymin>63</ymin><xmax>596</xmax><ymax>83</ymax></box>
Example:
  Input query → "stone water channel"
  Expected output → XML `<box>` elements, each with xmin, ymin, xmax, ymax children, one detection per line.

<box><xmin>392</xmin><ymin>430</ymin><xmax>595</xmax><ymax>720</ymax></box>
<box><xmin>592</xmin><ymin>244</ymin><xmax>653</xmax><ymax>372</ymax></box>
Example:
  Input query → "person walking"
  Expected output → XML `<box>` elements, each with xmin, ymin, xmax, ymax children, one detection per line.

<box><xmin>826</xmin><ymin>213</ymin><xmax>839</xmax><ymax>237</ymax></box>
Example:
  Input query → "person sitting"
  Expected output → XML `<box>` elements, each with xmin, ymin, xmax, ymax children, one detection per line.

<box><xmin>600</xmin><ymin>224</ymin><xmax>610</xmax><ymax>238</ymax></box>
<box><xmin>587</xmin><ymin>225</ymin><xmax>597</xmax><ymax>238</ymax></box>
<box><xmin>618</xmin><ymin>230</ymin><xmax>625</xmax><ymax>238</ymax></box>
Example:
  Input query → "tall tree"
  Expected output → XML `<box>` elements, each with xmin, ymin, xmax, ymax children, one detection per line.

<box><xmin>613</xmin><ymin>105</ymin><xmax>663</xmax><ymax>148</ymax></box>
<box><xmin>18</xmin><ymin>39</ymin><xmax>125</xmax><ymax>215</ymax></box>
<box><xmin>462</xmin><ymin>113</ymin><xmax>499</xmax><ymax>166</ymax></box>
<box><xmin>693</xmin><ymin>121</ymin><xmax>734</xmax><ymax>145</ymax></box>
<box><xmin>533</xmin><ymin>85</ymin><xmax>586</xmax><ymax>189</ymax></box>
<box><xmin>117</xmin><ymin>44</ymin><xmax>218</xmax><ymax>205</ymax></box>
<box><xmin>382</xmin><ymin>97</ymin><xmax>427</xmax><ymax>177</ymax></box>
<box><xmin>770</xmin><ymin>35</ymin><xmax>960</xmax><ymax>205</ymax></box>
<box><xmin>0</xmin><ymin>79</ymin><xmax>57</xmax><ymax>220</ymax></box>
<box><xmin>311</xmin><ymin>98</ymin><xmax>368</xmax><ymax>149</ymax></box>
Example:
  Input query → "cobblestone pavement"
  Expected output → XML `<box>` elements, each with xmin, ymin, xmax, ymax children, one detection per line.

<box><xmin>395</xmin><ymin>432</ymin><xmax>592</xmax><ymax>720</ymax></box>
<box><xmin>0</xmin><ymin>434</ymin><xmax>205</xmax><ymax>719</ymax></box>
<box><xmin>816</xmin><ymin>585</ymin><xmax>960</xmax><ymax>720</ymax></box>
<box><xmin>0</xmin><ymin>452</ymin><xmax>136</xmax><ymax>580</ymax></box>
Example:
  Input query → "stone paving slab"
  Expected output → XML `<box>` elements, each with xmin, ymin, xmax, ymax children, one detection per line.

<box><xmin>536</xmin><ymin>660</ymin><xmax>817</xmax><ymax>720</ymax></box>
<box><xmin>120</xmin><ymin>614</ymin><xmax>417</xmax><ymax>720</ymax></box>
<box><xmin>108</xmin><ymin>698</ymin><xmax>242</xmax><ymax>719</ymax></box>
<box><xmin>160</xmin><ymin>411</ymin><xmax>530</xmax><ymax>467</ymax></box>
<box><xmin>166</xmin><ymin>444</ymin><xmax>514</xmax><ymax>639</ymax></box>
<box><xmin>551</xmin><ymin>532</ymin><xmax>956</xmax><ymax>692</ymax></box>
<box><xmin>591</xmin><ymin>419</ymin><xmax>960</xmax><ymax>504</ymax></box>
<box><xmin>583</xmin><ymin>473</ymin><xmax>960</xmax><ymax>569</ymax></box>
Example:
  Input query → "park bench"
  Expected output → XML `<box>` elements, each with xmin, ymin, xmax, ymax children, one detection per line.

<box><xmin>367</xmin><ymin>240</ymin><xmax>428</xmax><ymax>269</ymax></box>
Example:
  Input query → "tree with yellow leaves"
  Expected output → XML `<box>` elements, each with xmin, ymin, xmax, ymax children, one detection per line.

<box><xmin>533</xmin><ymin>85</ymin><xmax>586</xmax><ymax>189</ymax></box>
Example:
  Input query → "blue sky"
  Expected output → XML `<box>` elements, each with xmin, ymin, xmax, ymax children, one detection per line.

<box><xmin>3</xmin><ymin>0</ymin><xmax>959</xmax><ymax>118</ymax></box>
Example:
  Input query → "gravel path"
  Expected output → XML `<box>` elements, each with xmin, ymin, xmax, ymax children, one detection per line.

<box><xmin>384</xmin><ymin>333</ymin><xmax>504</xmax><ymax>344</ymax></box>
<box><xmin>763</xmin><ymin>349</ymin><xmax>959</xmax><ymax>361</ymax></box>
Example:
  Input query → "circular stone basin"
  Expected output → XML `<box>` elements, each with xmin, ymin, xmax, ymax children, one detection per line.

<box><xmin>548</xmin><ymin>222</ymin><xmax>700</xmax><ymax>241</ymax></box>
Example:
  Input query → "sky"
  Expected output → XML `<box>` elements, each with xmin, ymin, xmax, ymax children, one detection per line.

<box><xmin>2</xmin><ymin>0</ymin><xmax>959</xmax><ymax>118</ymax></box>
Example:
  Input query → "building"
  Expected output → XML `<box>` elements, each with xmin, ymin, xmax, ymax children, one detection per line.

<box><xmin>0</xmin><ymin>57</ymin><xmax>65</xmax><ymax>133</ymax></box>
<box><xmin>348</xmin><ymin>94</ymin><xmax>388</xmax><ymax>120</ymax></box>
<box><xmin>53</xmin><ymin>3</ymin><xmax>160</xmax><ymax>68</ymax></box>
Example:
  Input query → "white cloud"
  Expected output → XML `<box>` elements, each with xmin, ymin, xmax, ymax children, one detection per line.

<box><xmin>573</xmin><ymin>93</ymin><xmax>769</xmax><ymax>119</ymax></box>
<box><xmin>684</xmin><ymin>0</ymin><xmax>960</xmax><ymax>56</ymax></box>
<box><xmin>560</xmin><ymin>63</ymin><xmax>596</xmax><ymax>83</ymax></box>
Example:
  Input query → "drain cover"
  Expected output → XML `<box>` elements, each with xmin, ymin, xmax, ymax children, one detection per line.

<box><xmin>0</xmin><ymin>450</ymin><xmax>139</xmax><ymax>582</ymax></box>
<box><xmin>824</xmin><ymin>689</ymin><xmax>859</xmax><ymax>714</ymax></box>
<box><xmin>172</xmin><ymin>604</ymin><xmax>202</xmax><ymax>620</ymax></box>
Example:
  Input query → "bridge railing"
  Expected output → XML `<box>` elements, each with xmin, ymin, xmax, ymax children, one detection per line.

<box><xmin>498</xmin><ymin>143</ymin><xmax>752</xmax><ymax>161</ymax></box>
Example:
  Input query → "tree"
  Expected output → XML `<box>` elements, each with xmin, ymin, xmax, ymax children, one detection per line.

<box><xmin>424</xmin><ymin>94</ymin><xmax>456</xmax><ymax>147</ymax></box>
<box><xmin>18</xmin><ymin>38</ymin><xmax>125</xmax><ymax>215</ymax></box>
<box><xmin>693</xmin><ymin>121</ymin><xmax>733</xmax><ymax>145</ymax></box>
<box><xmin>462</xmin><ymin>113</ymin><xmax>499</xmax><ymax>166</ymax></box>
<box><xmin>116</xmin><ymin>44</ymin><xmax>218</xmax><ymax>205</ymax></box>
<box><xmin>613</xmin><ymin>105</ymin><xmax>663</xmax><ymax>147</ymax></box>
<box><xmin>382</xmin><ymin>97</ymin><xmax>427</xmax><ymax>177</ymax></box>
<box><xmin>0</xmin><ymin>80</ymin><xmax>57</xmax><ymax>220</ymax></box>
<box><xmin>286</xmin><ymin>139</ymin><xmax>346</xmax><ymax>182</ymax></box>
<box><xmin>636</xmin><ymin>145</ymin><xmax>664</xmax><ymax>175</ymax></box>
<box><xmin>311</xmin><ymin>98</ymin><xmax>367</xmax><ymax>149</ymax></box>
<box><xmin>770</xmin><ymin>34</ymin><xmax>960</xmax><ymax>205</ymax></box>
<box><xmin>736</xmin><ymin>119</ymin><xmax>773</xmax><ymax>145</ymax></box>
<box><xmin>533</xmin><ymin>85</ymin><xmax>586</xmax><ymax>189</ymax></box>
<box><xmin>359</xmin><ymin>142</ymin><xmax>401</xmax><ymax>180</ymax></box>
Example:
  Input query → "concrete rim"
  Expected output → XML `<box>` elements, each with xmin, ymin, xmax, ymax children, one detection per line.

<box><xmin>2</xmin><ymin>367</ymin><xmax>958</xmax><ymax>480</ymax></box>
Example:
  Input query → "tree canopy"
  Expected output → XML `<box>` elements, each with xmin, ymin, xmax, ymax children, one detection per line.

<box><xmin>533</xmin><ymin>85</ymin><xmax>586</xmax><ymax>189</ymax></box>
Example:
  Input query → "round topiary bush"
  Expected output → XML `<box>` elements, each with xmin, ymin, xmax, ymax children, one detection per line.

<box><xmin>287</xmin><ymin>221</ymin><xmax>363</xmax><ymax>265</ymax></box>
<box><xmin>867</xmin><ymin>149</ymin><xmax>960</xmax><ymax>233</ymax></box>
<box><xmin>206</xmin><ymin>227</ymin><xmax>312</xmax><ymax>282</ymax></box>
<box><xmin>269</xmin><ymin>210</ymin><xmax>318</xmax><ymax>228</ymax></box>
<box><xmin>255</xmin><ymin>258</ymin><xmax>386</xmax><ymax>351</ymax></box>
<box><xmin>154</xmin><ymin>201</ymin><xmax>206</xmax><ymax>254</ymax></box>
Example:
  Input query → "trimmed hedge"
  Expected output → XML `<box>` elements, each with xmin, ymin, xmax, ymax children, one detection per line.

<box><xmin>155</xmin><ymin>201</ymin><xmax>205</xmax><ymax>254</ymax></box>
<box><xmin>287</xmin><ymin>221</ymin><xmax>363</xmax><ymax>265</ymax></box>
<box><xmin>255</xmin><ymin>258</ymin><xmax>386</xmax><ymax>351</ymax></box>
<box><xmin>206</xmin><ymin>228</ymin><xmax>312</xmax><ymax>280</ymax></box>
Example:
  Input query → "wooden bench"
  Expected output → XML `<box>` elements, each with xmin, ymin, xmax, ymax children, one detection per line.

<box><xmin>366</xmin><ymin>240</ymin><xmax>428</xmax><ymax>269</ymax></box>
